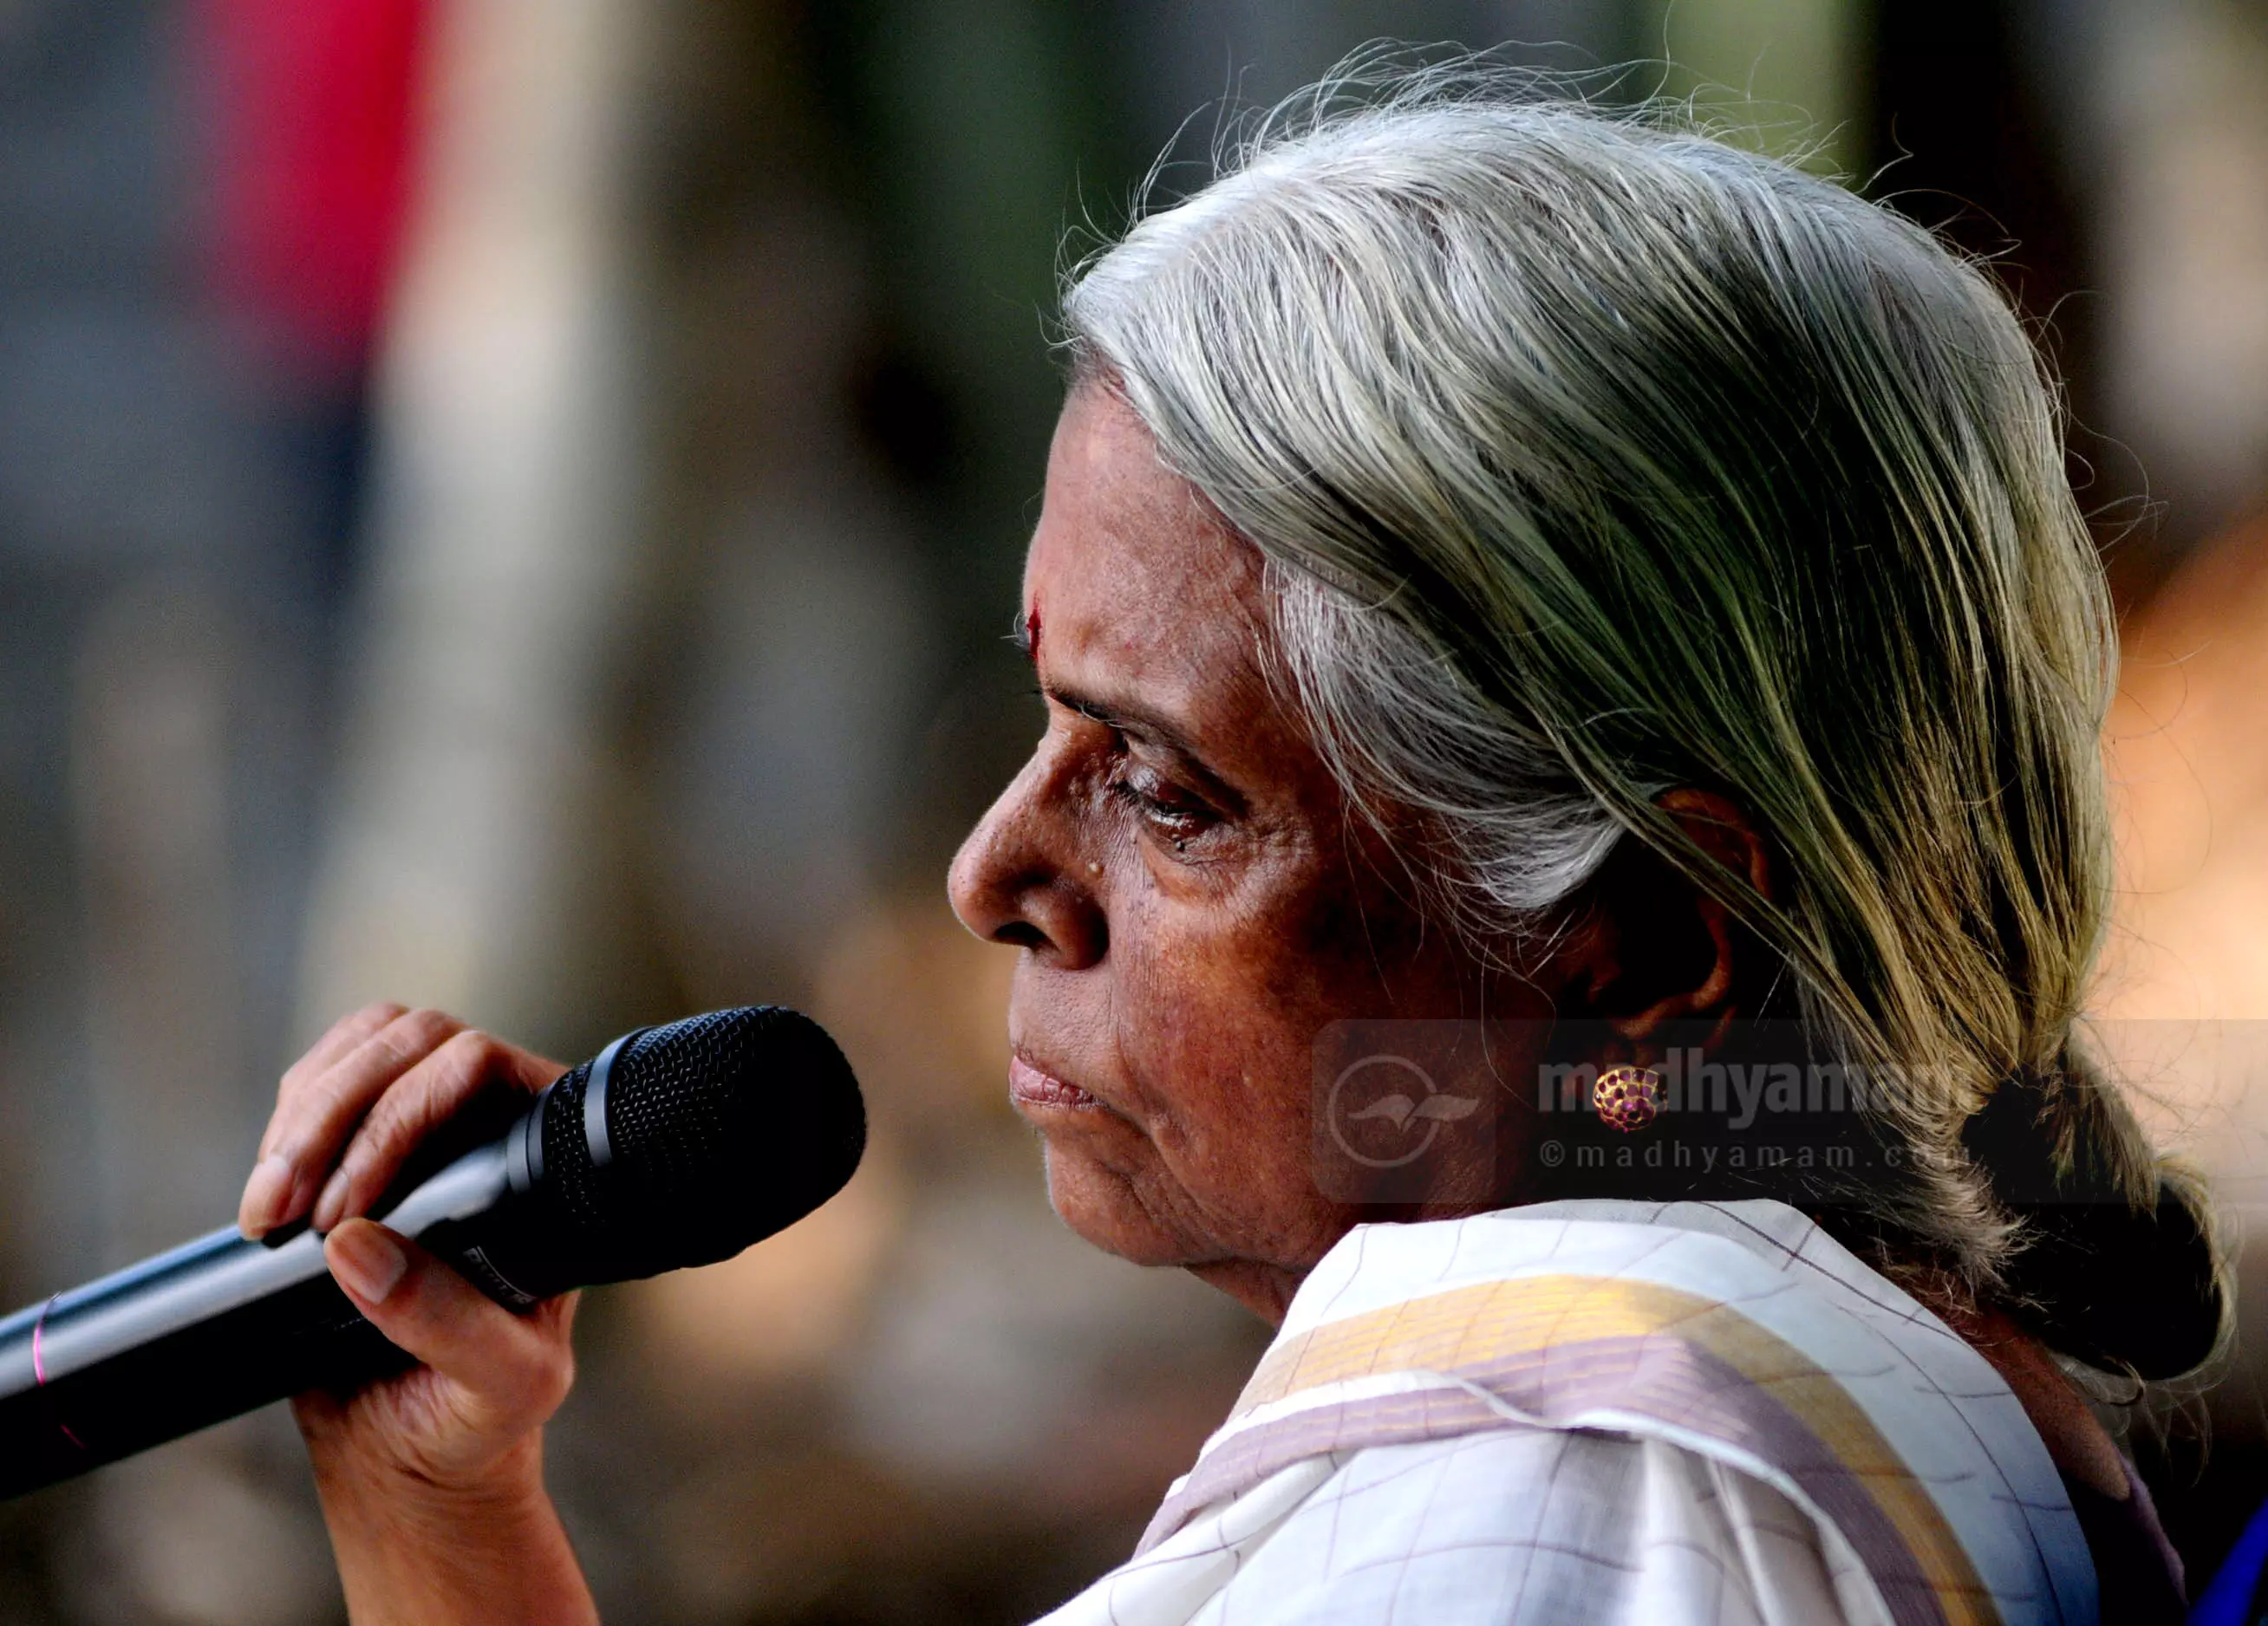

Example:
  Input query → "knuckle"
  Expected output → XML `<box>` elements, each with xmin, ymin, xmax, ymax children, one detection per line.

<box><xmin>293</xmin><ymin>1067</ymin><xmax>372</xmax><ymax>1138</ymax></box>
<box><xmin>431</xmin><ymin>1029</ymin><xmax>514</xmax><ymax>1096</ymax></box>
<box><xmin>351</xmin><ymin>1090</ymin><xmax>436</xmax><ymax>1167</ymax></box>
<box><xmin>266</xmin><ymin>1123</ymin><xmax>316</xmax><ymax>1167</ymax></box>
<box><xmin>255</xmin><ymin>1102</ymin><xmax>298</xmax><ymax>1154</ymax></box>
<box><xmin>350</xmin><ymin>1000</ymin><xmax>410</xmax><ymax>1037</ymax></box>
<box><xmin>363</xmin><ymin>1099</ymin><xmax>436</xmax><ymax>1160</ymax></box>
<box><xmin>439</xmin><ymin>1026</ymin><xmax>497</xmax><ymax>1067</ymax></box>
<box><xmin>331</xmin><ymin>1125</ymin><xmax>380</xmax><ymax>1180</ymax></box>
<box><xmin>281</xmin><ymin>1004</ymin><xmax>401</xmax><ymax>1094</ymax></box>
<box><xmin>384</xmin><ymin>1007</ymin><xmax>463</xmax><ymax>1059</ymax></box>
<box><xmin>532</xmin><ymin>1347</ymin><xmax>575</xmax><ymax>1411</ymax></box>
<box><xmin>277</xmin><ymin>1047</ymin><xmax>340</xmax><ymax>1104</ymax></box>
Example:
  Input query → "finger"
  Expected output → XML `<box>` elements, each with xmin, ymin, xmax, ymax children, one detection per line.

<box><xmin>310</xmin><ymin>1030</ymin><xmax>561</xmax><ymax>1232</ymax></box>
<box><xmin>244</xmin><ymin>1006</ymin><xmax>460</xmax><ymax>1235</ymax></box>
<box><xmin>244</xmin><ymin>1004</ymin><xmax>407</xmax><ymax>1225</ymax></box>
<box><xmin>269</xmin><ymin>1003</ymin><xmax>412</xmax><ymax>1141</ymax></box>
<box><xmin>242</xmin><ymin>1008</ymin><xmax>465</xmax><ymax>1237</ymax></box>
<box><xmin>324</xmin><ymin>1220</ymin><xmax>577</xmax><ymax>1442</ymax></box>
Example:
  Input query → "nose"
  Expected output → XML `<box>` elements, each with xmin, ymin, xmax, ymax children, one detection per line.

<box><xmin>948</xmin><ymin>755</ymin><xmax>1107</xmax><ymax>969</ymax></box>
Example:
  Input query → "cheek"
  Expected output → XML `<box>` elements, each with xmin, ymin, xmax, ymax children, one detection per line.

<box><xmin>1106</xmin><ymin>889</ymin><xmax>1356</xmax><ymax>1178</ymax></box>
<box><xmin>1107</xmin><ymin>845</ymin><xmax>1468</xmax><ymax>1200</ymax></box>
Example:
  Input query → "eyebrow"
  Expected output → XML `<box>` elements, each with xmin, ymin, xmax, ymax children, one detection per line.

<box><xmin>1040</xmin><ymin>675</ymin><xmax>1250</xmax><ymax>816</ymax></box>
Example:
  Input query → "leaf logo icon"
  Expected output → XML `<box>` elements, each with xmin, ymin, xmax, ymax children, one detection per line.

<box><xmin>1326</xmin><ymin>1053</ymin><xmax>1484</xmax><ymax>1173</ymax></box>
<box><xmin>1347</xmin><ymin>1094</ymin><xmax>1417</xmax><ymax>1129</ymax></box>
<box><xmin>1412</xmin><ymin>1094</ymin><xmax>1480</xmax><ymax>1122</ymax></box>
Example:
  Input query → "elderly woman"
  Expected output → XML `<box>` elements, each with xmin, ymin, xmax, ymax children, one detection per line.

<box><xmin>237</xmin><ymin>75</ymin><xmax>2223</xmax><ymax>1625</ymax></box>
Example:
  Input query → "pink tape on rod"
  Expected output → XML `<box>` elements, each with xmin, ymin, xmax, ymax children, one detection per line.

<box><xmin>30</xmin><ymin>1298</ymin><xmax>88</xmax><ymax>1451</ymax></box>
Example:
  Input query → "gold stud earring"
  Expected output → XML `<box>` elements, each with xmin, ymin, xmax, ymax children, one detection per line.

<box><xmin>1593</xmin><ymin>1063</ymin><xmax>1664</xmax><ymax>1132</ymax></box>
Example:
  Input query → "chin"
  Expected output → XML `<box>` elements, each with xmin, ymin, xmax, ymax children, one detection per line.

<box><xmin>1038</xmin><ymin>1143</ymin><xmax>1200</xmax><ymax>1269</ymax></box>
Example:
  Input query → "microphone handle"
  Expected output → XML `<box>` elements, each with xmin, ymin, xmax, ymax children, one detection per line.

<box><xmin>0</xmin><ymin>1128</ymin><xmax>557</xmax><ymax>1502</ymax></box>
<box><xmin>0</xmin><ymin>1228</ymin><xmax>411</xmax><ymax>1499</ymax></box>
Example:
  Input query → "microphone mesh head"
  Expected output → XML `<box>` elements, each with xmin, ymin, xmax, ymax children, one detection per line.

<box><xmin>538</xmin><ymin>1006</ymin><xmax>865</xmax><ymax>1278</ymax></box>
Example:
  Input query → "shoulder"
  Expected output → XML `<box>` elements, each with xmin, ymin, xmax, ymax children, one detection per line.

<box><xmin>1109</xmin><ymin>1204</ymin><xmax>2085</xmax><ymax>1625</ymax></box>
<box><xmin>1209</xmin><ymin>1427</ymin><xmax>1885</xmax><ymax>1626</ymax></box>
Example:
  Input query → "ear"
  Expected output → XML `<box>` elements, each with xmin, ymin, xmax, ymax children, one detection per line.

<box><xmin>1549</xmin><ymin>788</ymin><xmax>1774</xmax><ymax>1039</ymax></box>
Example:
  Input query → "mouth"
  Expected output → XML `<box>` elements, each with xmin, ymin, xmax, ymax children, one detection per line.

<box><xmin>1009</xmin><ymin>1053</ymin><xmax>1101</xmax><ymax>1111</ymax></box>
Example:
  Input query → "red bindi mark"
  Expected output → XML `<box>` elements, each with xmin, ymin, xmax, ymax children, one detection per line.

<box><xmin>1022</xmin><ymin>603</ymin><xmax>1042</xmax><ymax>661</ymax></box>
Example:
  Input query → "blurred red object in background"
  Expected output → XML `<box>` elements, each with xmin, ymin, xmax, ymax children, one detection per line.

<box><xmin>194</xmin><ymin>0</ymin><xmax>433</xmax><ymax>380</ymax></box>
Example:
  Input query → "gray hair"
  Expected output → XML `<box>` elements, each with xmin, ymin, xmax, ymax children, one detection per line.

<box><xmin>1060</xmin><ymin>67</ymin><xmax>2226</xmax><ymax>1376</ymax></box>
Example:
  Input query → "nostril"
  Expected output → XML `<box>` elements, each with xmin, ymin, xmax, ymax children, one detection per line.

<box><xmin>994</xmin><ymin>920</ymin><xmax>1048</xmax><ymax>950</ymax></box>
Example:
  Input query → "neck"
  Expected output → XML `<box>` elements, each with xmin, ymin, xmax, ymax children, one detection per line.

<box><xmin>1187</xmin><ymin>1258</ymin><xmax>1307</xmax><ymax>1325</ymax></box>
<box><xmin>1926</xmin><ymin>1297</ymin><xmax>2129</xmax><ymax>1500</ymax></box>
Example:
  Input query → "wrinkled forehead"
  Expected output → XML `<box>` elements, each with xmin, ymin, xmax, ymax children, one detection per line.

<box><xmin>1022</xmin><ymin>387</ymin><xmax>1272</xmax><ymax>711</ymax></box>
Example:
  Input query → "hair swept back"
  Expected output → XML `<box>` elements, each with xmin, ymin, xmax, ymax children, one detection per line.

<box><xmin>1059</xmin><ymin>55</ymin><xmax>2226</xmax><ymax>1380</ymax></box>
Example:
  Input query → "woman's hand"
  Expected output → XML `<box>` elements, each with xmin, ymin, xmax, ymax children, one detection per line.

<box><xmin>242</xmin><ymin>1003</ymin><xmax>597</xmax><ymax>1624</ymax></box>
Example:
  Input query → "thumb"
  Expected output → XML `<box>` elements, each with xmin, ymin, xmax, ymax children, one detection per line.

<box><xmin>324</xmin><ymin>1219</ymin><xmax>577</xmax><ymax>1435</ymax></box>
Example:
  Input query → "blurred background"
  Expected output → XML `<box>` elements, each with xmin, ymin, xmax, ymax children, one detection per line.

<box><xmin>0</xmin><ymin>0</ymin><xmax>2264</xmax><ymax>1620</ymax></box>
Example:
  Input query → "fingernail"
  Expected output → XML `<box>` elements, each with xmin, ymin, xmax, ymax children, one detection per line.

<box><xmin>329</xmin><ymin>1222</ymin><xmax>407</xmax><ymax>1303</ymax></box>
<box><xmin>312</xmin><ymin>1171</ymin><xmax>350</xmax><ymax>1233</ymax></box>
<box><xmin>239</xmin><ymin>1154</ymin><xmax>294</xmax><ymax>1235</ymax></box>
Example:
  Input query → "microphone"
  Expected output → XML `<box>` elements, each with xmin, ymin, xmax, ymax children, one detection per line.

<box><xmin>0</xmin><ymin>1005</ymin><xmax>864</xmax><ymax>1500</ymax></box>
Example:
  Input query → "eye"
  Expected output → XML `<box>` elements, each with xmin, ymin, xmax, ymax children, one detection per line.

<box><xmin>1108</xmin><ymin>764</ymin><xmax>1217</xmax><ymax>849</ymax></box>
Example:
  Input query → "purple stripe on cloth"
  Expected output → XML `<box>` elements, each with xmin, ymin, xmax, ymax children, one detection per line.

<box><xmin>1139</xmin><ymin>1332</ymin><xmax>1962</xmax><ymax>1626</ymax></box>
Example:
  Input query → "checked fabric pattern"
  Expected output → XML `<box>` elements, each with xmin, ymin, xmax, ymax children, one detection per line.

<box><xmin>1036</xmin><ymin>1201</ymin><xmax>2093</xmax><ymax>1626</ymax></box>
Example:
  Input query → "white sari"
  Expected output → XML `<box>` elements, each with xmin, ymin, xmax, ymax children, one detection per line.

<box><xmin>1039</xmin><ymin>1201</ymin><xmax>2093</xmax><ymax>1626</ymax></box>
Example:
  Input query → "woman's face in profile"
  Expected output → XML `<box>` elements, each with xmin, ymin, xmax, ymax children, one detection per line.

<box><xmin>948</xmin><ymin>386</ymin><xmax>1562</xmax><ymax>1320</ymax></box>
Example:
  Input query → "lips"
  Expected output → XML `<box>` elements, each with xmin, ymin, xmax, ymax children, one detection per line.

<box><xmin>1009</xmin><ymin>1053</ymin><xmax>1099</xmax><ymax>1110</ymax></box>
